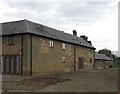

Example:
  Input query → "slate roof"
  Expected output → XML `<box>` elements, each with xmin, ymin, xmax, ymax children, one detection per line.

<box><xmin>1</xmin><ymin>19</ymin><xmax>95</xmax><ymax>49</ymax></box>
<box><xmin>95</xmin><ymin>53</ymin><xmax>113</xmax><ymax>61</ymax></box>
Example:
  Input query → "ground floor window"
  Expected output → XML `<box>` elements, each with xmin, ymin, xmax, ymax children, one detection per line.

<box><xmin>0</xmin><ymin>55</ymin><xmax>20</xmax><ymax>75</ymax></box>
<box><xmin>0</xmin><ymin>56</ymin><xmax>3</xmax><ymax>73</ymax></box>
<box><xmin>90</xmin><ymin>58</ymin><xmax>92</xmax><ymax>63</ymax></box>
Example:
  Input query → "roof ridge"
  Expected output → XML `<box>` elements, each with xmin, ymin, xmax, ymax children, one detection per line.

<box><xmin>2</xmin><ymin>19</ymin><xmax>27</xmax><ymax>24</ymax></box>
<box><xmin>26</xmin><ymin>20</ymin><xmax>94</xmax><ymax>47</ymax></box>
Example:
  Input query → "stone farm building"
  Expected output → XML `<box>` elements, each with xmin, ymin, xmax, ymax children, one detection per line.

<box><xmin>95</xmin><ymin>53</ymin><xmax>113</xmax><ymax>69</ymax></box>
<box><xmin>0</xmin><ymin>20</ymin><xmax>95</xmax><ymax>76</ymax></box>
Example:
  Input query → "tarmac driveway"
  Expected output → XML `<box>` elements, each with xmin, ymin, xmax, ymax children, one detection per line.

<box><xmin>2</xmin><ymin>68</ymin><xmax>119</xmax><ymax>92</ymax></box>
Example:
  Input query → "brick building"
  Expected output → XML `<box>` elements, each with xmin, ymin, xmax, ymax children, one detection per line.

<box><xmin>0</xmin><ymin>20</ymin><xmax>95</xmax><ymax>76</ymax></box>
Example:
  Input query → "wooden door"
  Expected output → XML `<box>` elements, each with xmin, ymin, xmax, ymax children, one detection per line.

<box><xmin>78</xmin><ymin>57</ymin><xmax>84</xmax><ymax>70</ymax></box>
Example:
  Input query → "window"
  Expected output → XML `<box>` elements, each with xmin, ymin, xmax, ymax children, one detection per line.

<box><xmin>8</xmin><ymin>36</ymin><xmax>14</xmax><ymax>45</ymax></box>
<box><xmin>0</xmin><ymin>56</ymin><xmax>3</xmax><ymax>73</ymax></box>
<box><xmin>90</xmin><ymin>58</ymin><xmax>92</xmax><ymax>63</ymax></box>
<box><xmin>49</xmin><ymin>40</ymin><xmax>54</xmax><ymax>48</ymax></box>
<box><xmin>62</xmin><ymin>56</ymin><xmax>66</xmax><ymax>63</ymax></box>
<box><xmin>62</xmin><ymin>43</ymin><xmax>66</xmax><ymax>50</ymax></box>
<box><xmin>89</xmin><ymin>49</ymin><xmax>92</xmax><ymax>54</ymax></box>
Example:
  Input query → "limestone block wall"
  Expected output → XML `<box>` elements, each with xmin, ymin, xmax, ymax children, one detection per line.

<box><xmin>76</xmin><ymin>46</ymin><xmax>95</xmax><ymax>70</ymax></box>
<box><xmin>32</xmin><ymin>35</ymin><xmax>75</xmax><ymax>76</ymax></box>
<box><xmin>95</xmin><ymin>60</ymin><xmax>113</xmax><ymax>69</ymax></box>
<box><xmin>2</xmin><ymin>35</ymin><xmax>21</xmax><ymax>55</ymax></box>
<box><xmin>1</xmin><ymin>34</ymin><xmax>95</xmax><ymax>76</ymax></box>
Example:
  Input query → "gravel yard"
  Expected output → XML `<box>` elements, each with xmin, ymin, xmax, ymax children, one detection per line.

<box><xmin>2</xmin><ymin>68</ymin><xmax>119</xmax><ymax>92</ymax></box>
<box><xmin>2</xmin><ymin>75</ymin><xmax>71</xmax><ymax>92</ymax></box>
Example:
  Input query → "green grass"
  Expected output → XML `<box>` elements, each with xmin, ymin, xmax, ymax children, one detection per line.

<box><xmin>111</xmin><ymin>62</ymin><xmax>120</xmax><ymax>67</ymax></box>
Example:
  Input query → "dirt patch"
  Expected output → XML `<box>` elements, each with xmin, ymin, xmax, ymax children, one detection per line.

<box><xmin>2</xmin><ymin>68</ymin><xmax>118</xmax><ymax>92</ymax></box>
<box><xmin>2</xmin><ymin>76</ymin><xmax>71</xmax><ymax>92</ymax></box>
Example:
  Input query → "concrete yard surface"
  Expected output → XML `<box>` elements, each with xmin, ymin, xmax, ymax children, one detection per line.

<box><xmin>2</xmin><ymin>68</ymin><xmax>119</xmax><ymax>92</ymax></box>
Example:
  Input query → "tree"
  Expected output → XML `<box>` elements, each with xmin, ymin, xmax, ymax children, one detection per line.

<box><xmin>98</xmin><ymin>48</ymin><xmax>112</xmax><ymax>57</ymax></box>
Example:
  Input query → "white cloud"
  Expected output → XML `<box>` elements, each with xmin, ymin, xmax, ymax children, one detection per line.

<box><xmin>0</xmin><ymin>0</ymin><xmax>118</xmax><ymax>51</ymax></box>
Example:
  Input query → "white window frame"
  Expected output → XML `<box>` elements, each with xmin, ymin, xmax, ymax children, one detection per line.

<box><xmin>62</xmin><ymin>43</ymin><xmax>66</xmax><ymax>50</ymax></box>
<box><xmin>49</xmin><ymin>40</ymin><xmax>54</xmax><ymax>48</ymax></box>
<box><xmin>8</xmin><ymin>36</ymin><xmax>14</xmax><ymax>45</ymax></box>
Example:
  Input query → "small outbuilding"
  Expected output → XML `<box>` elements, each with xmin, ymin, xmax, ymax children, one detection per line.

<box><xmin>95</xmin><ymin>53</ymin><xmax>113</xmax><ymax>69</ymax></box>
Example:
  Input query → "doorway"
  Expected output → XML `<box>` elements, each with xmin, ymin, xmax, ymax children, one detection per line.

<box><xmin>78</xmin><ymin>57</ymin><xmax>84</xmax><ymax>70</ymax></box>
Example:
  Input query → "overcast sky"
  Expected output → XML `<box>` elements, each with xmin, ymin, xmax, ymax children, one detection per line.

<box><xmin>0</xmin><ymin>0</ymin><xmax>118</xmax><ymax>52</ymax></box>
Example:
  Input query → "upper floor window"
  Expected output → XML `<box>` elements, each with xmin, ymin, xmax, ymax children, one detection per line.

<box><xmin>62</xmin><ymin>43</ymin><xmax>66</xmax><ymax>50</ymax></box>
<box><xmin>49</xmin><ymin>40</ymin><xmax>54</xmax><ymax>48</ymax></box>
<box><xmin>62</xmin><ymin>55</ymin><xmax>66</xmax><ymax>63</ymax></box>
<box><xmin>89</xmin><ymin>49</ymin><xmax>92</xmax><ymax>54</ymax></box>
<box><xmin>8</xmin><ymin>36</ymin><xmax>14</xmax><ymax>45</ymax></box>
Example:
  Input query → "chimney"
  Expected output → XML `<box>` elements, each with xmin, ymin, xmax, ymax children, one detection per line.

<box><xmin>73</xmin><ymin>30</ymin><xmax>77</xmax><ymax>36</ymax></box>
<box><xmin>80</xmin><ymin>35</ymin><xmax>88</xmax><ymax>41</ymax></box>
<box><xmin>80</xmin><ymin>35</ymin><xmax>92</xmax><ymax>45</ymax></box>
<box><xmin>87</xmin><ymin>41</ymin><xmax>92</xmax><ymax>45</ymax></box>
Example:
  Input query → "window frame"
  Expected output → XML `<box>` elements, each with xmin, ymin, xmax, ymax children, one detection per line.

<box><xmin>62</xmin><ymin>43</ymin><xmax>66</xmax><ymax>50</ymax></box>
<box><xmin>49</xmin><ymin>40</ymin><xmax>54</xmax><ymax>48</ymax></box>
<box><xmin>8</xmin><ymin>36</ymin><xmax>14</xmax><ymax>46</ymax></box>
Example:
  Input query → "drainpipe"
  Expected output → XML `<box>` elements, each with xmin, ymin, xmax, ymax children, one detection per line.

<box><xmin>94</xmin><ymin>51</ymin><xmax>95</xmax><ymax>70</ymax></box>
<box><xmin>30</xmin><ymin>34</ymin><xmax>32</xmax><ymax>76</ymax></box>
<box><xmin>20</xmin><ymin>34</ymin><xmax>23</xmax><ymax>76</ymax></box>
<box><xmin>74</xmin><ymin>45</ymin><xmax>76</xmax><ymax>72</ymax></box>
